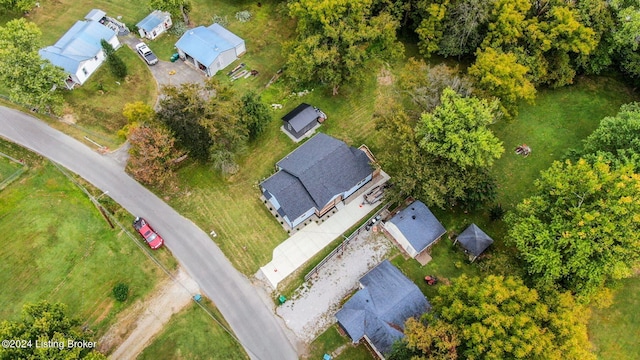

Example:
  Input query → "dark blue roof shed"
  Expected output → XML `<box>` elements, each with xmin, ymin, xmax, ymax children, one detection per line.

<box><xmin>336</xmin><ymin>260</ymin><xmax>430</xmax><ymax>355</ymax></box>
<box><xmin>457</xmin><ymin>223</ymin><xmax>494</xmax><ymax>257</ymax></box>
<box><xmin>388</xmin><ymin>201</ymin><xmax>446</xmax><ymax>254</ymax></box>
<box><xmin>282</xmin><ymin>103</ymin><xmax>324</xmax><ymax>138</ymax></box>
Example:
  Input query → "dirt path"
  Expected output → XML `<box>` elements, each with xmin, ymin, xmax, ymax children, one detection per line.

<box><xmin>99</xmin><ymin>267</ymin><xmax>200</xmax><ymax>359</ymax></box>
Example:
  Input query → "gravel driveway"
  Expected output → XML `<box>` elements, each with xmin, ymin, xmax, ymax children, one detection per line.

<box><xmin>277</xmin><ymin>231</ymin><xmax>393</xmax><ymax>342</ymax></box>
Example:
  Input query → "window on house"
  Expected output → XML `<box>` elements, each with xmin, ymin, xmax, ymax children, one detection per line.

<box><xmin>82</xmin><ymin>68</ymin><xmax>88</xmax><ymax>75</ymax></box>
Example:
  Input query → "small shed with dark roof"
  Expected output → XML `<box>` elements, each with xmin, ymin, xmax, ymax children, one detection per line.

<box><xmin>454</xmin><ymin>223</ymin><xmax>494</xmax><ymax>261</ymax></box>
<box><xmin>336</xmin><ymin>260</ymin><xmax>430</xmax><ymax>358</ymax></box>
<box><xmin>281</xmin><ymin>103</ymin><xmax>326</xmax><ymax>140</ymax></box>
<box><xmin>383</xmin><ymin>201</ymin><xmax>446</xmax><ymax>260</ymax></box>
<box><xmin>260</xmin><ymin>133</ymin><xmax>374</xmax><ymax>229</ymax></box>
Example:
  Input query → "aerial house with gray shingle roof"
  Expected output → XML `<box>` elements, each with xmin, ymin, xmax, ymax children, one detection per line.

<box><xmin>336</xmin><ymin>260</ymin><xmax>430</xmax><ymax>359</ymax></box>
<box><xmin>260</xmin><ymin>133</ymin><xmax>375</xmax><ymax>229</ymax></box>
<box><xmin>382</xmin><ymin>200</ymin><xmax>446</xmax><ymax>263</ymax></box>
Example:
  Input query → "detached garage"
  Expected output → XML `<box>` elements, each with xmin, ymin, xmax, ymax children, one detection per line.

<box><xmin>175</xmin><ymin>23</ymin><xmax>245</xmax><ymax>77</ymax></box>
<box><xmin>382</xmin><ymin>200</ymin><xmax>446</xmax><ymax>264</ymax></box>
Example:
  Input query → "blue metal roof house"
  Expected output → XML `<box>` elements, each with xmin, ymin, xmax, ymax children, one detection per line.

<box><xmin>175</xmin><ymin>23</ymin><xmax>245</xmax><ymax>77</ymax></box>
<box><xmin>136</xmin><ymin>10</ymin><xmax>172</xmax><ymax>40</ymax></box>
<box><xmin>383</xmin><ymin>200</ymin><xmax>446</xmax><ymax>260</ymax></box>
<box><xmin>39</xmin><ymin>9</ymin><xmax>120</xmax><ymax>89</ymax></box>
<box><xmin>260</xmin><ymin>133</ymin><xmax>375</xmax><ymax>230</ymax></box>
<box><xmin>336</xmin><ymin>260</ymin><xmax>430</xmax><ymax>358</ymax></box>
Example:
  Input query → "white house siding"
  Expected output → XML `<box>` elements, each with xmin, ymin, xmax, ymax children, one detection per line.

<box><xmin>216</xmin><ymin>48</ymin><xmax>238</xmax><ymax>73</ymax></box>
<box><xmin>74</xmin><ymin>51</ymin><xmax>105</xmax><ymax>85</ymax></box>
<box><xmin>107</xmin><ymin>34</ymin><xmax>121</xmax><ymax>50</ymax></box>
<box><xmin>384</xmin><ymin>222</ymin><xmax>418</xmax><ymax>257</ymax></box>
<box><xmin>235</xmin><ymin>42</ymin><xmax>246</xmax><ymax>56</ymax></box>
<box><xmin>343</xmin><ymin>174</ymin><xmax>373</xmax><ymax>199</ymax></box>
<box><xmin>290</xmin><ymin>207</ymin><xmax>316</xmax><ymax>228</ymax></box>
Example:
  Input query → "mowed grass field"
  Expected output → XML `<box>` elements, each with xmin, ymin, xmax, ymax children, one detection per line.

<box><xmin>0</xmin><ymin>141</ymin><xmax>167</xmax><ymax>334</ymax></box>
<box><xmin>589</xmin><ymin>277</ymin><xmax>640</xmax><ymax>359</ymax></box>
<box><xmin>139</xmin><ymin>300</ymin><xmax>248</xmax><ymax>360</ymax></box>
<box><xmin>490</xmin><ymin>75</ymin><xmax>638</xmax><ymax>208</ymax></box>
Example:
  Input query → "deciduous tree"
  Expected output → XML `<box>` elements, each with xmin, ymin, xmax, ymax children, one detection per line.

<box><xmin>240</xmin><ymin>92</ymin><xmax>272</xmax><ymax>141</ymax></box>
<box><xmin>149</xmin><ymin>0</ymin><xmax>191</xmax><ymax>24</ymax></box>
<box><xmin>507</xmin><ymin>158</ymin><xmax>640</xmax><ymax>299</ymax></box>
<box><xmin>285</xmin><ymin>0</ymin><xmax>403</xmax><ymax>95</ymax></box>
<box><xmin>468</xmin><ymin>47</ymin><xmax>536</xmax><ymax>118</ymax></box>
<box><xmin>416</xmin><ymin>87</ymin><xmax>503</xmax><ymax>168</ymax></box>
<box><xmin>0</xmin><ymin>301</ymin><xmax>106</xmax><ymax>360</ymax></box>
<box><xmin>398</xmin><ymin>59</ymin><xmax>474</xmax><ymax>112</ymax></box>
<box><xmin>120</xmin><ymin>101</ymin><xmax>155</xmax><ymax>137</ymax></box>
<box><xmin>375</xmin><ymin>102</ymin><xmax>497</xmax><ymax>209</ymax></box>
<box><xmin>400</xmin><ymin>276</ymin><xmax>594</xmax><ymax>360</ymax></box>
<box><xmin>127</xmin><ymin>125</ymin><xmax>178</xmax><ymax>187</ymax></box>
<box><xmin>0</xmin><ymin>19</ymin><xmax>65</xmax><ymax>114</ymax></box>
<box><xmin>157</xmin><ymin>84</ymin><xmax>213</xmax><ymax>162</ymax></box>
<box><xmin>0</xmin><ymin>0</ymin><xmax>37</xmax><ymax>12</ymax></box>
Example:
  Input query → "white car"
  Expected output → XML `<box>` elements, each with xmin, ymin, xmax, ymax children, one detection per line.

<box><xmin>135</xmin><ymin>42</ymin><xmax>158</xmax><ymax>66</ymax></box>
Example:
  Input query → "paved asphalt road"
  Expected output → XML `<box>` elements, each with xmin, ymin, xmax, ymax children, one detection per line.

<box><xmin>0</xmin><ymin>106</ymin><xmax>298</xmax><ymax>360</ymax></box>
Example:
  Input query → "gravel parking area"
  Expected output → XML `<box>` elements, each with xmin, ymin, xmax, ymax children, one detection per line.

<box><xmin>276</xmin><ymin>230</ymin><xmax>393</xmax><ymax>342</ymax></box>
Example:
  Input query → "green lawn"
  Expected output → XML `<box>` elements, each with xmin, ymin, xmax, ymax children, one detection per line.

<box><xmin>138</xmin><ymin>300</ymin><xmax>248</xmax><ymax>360</ymax></box>
<box><xmin>589</xmin><ymin>276</ymin><xmax>640</xmax><ymax>360</ymax></box>
<box><xmin>491</xmin><ymin>75</ymin><xmax>638</xmax><ymax>208</ymax></box>
<box><xmin>0</xmin><ymin>154</ymin><xmax>22</xmax><ymax>181</ymax></box>
<box><xmin>0</xmin><ymin>141</ymin><xmax>168</xmax><ymax>335</ymax></box>
<box><xmin>306</xmin><ymin>325</ymin><xmax>372</xmax><ymax>360</ymax></box>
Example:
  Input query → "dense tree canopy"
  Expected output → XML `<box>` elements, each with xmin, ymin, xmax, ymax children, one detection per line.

<box><xmin>0</xmin><ymin>19</ymin><xmax>66</xmax><ymax>114</ymax></box>
<box><xmin>398</xmin><ymin>59</ymin><xmax>474</xmax><ymax>113</ymax></box>
<box><xmin>285</xmin><ymin>0</ymin><xmax>403</xmax><ymax>94</ymax></box>
<box><xmin>416</xmin><ymin>87</ymin><xmax>503</xmax><ymax>168</ymax></box>
<box><xmin>127</xmin><ymin>125</ymin><xmax>178</xmax><ymax>187</ymax></box>
<box><xmin>507</xmin><ymin>158</ymin><xmax>640</xmax><ymax>299</ymax></box>
<box><xmin>395</xmin><ymin>276</ymin><xmax>594</xmax><ymax>360</ymax></box>
<box><xmin>148</xmin><ymin>0</ymin><xmax>191</xmax><ymax>24</ymax></box>
<box><xmin>375</xmin><ymin>98</ymin><xmax>497</xmax><ymax>209</ymax></box>
<box><xmin>468</xmin><ymin>47</ymin><xmax>535</xmax><ymax>118</ymax></box>
<box><xmin>0</xmin><ymin>0</ymin><xmax>37</xmax><ymax>12</ymax></box>
<box><xmin>157</xmin><ymin>84</ymin><xmax>213</xmax><ymax>162</ymax></box>
<box><xmin>0</xmin><ymin>301</ymin><xmax>106</xmax><ymax>360</ymax></box>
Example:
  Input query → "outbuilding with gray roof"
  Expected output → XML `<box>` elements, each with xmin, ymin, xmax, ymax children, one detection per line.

<box><xmin>383</xmin><ymin>200</ymin><xmax>446</xmax><ymax>260</ymax></box>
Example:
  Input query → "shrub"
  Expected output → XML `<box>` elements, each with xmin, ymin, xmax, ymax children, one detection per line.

<box><xmin>489</xmin><ymin>203</ymin><xmax>505</xmax><ymax>221</ymax></box>
<box><xmin>169</xmin><ymin>21</ymin><xmax>188</xmax><ymax>36</ymax></box>
<box><xmin>235</xmin><ymin>11</ymin><xmax>252</xmax><ymax>23</ymax></box>
<box><xmin>212</xmin><ymin>14</ymin><xmax>228</xmax><ymax>27</ymax></box>
<box><xmin>113</xmin><ymin>283</ymin><xmax>129</xmax><ymax>302</ymax></box>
